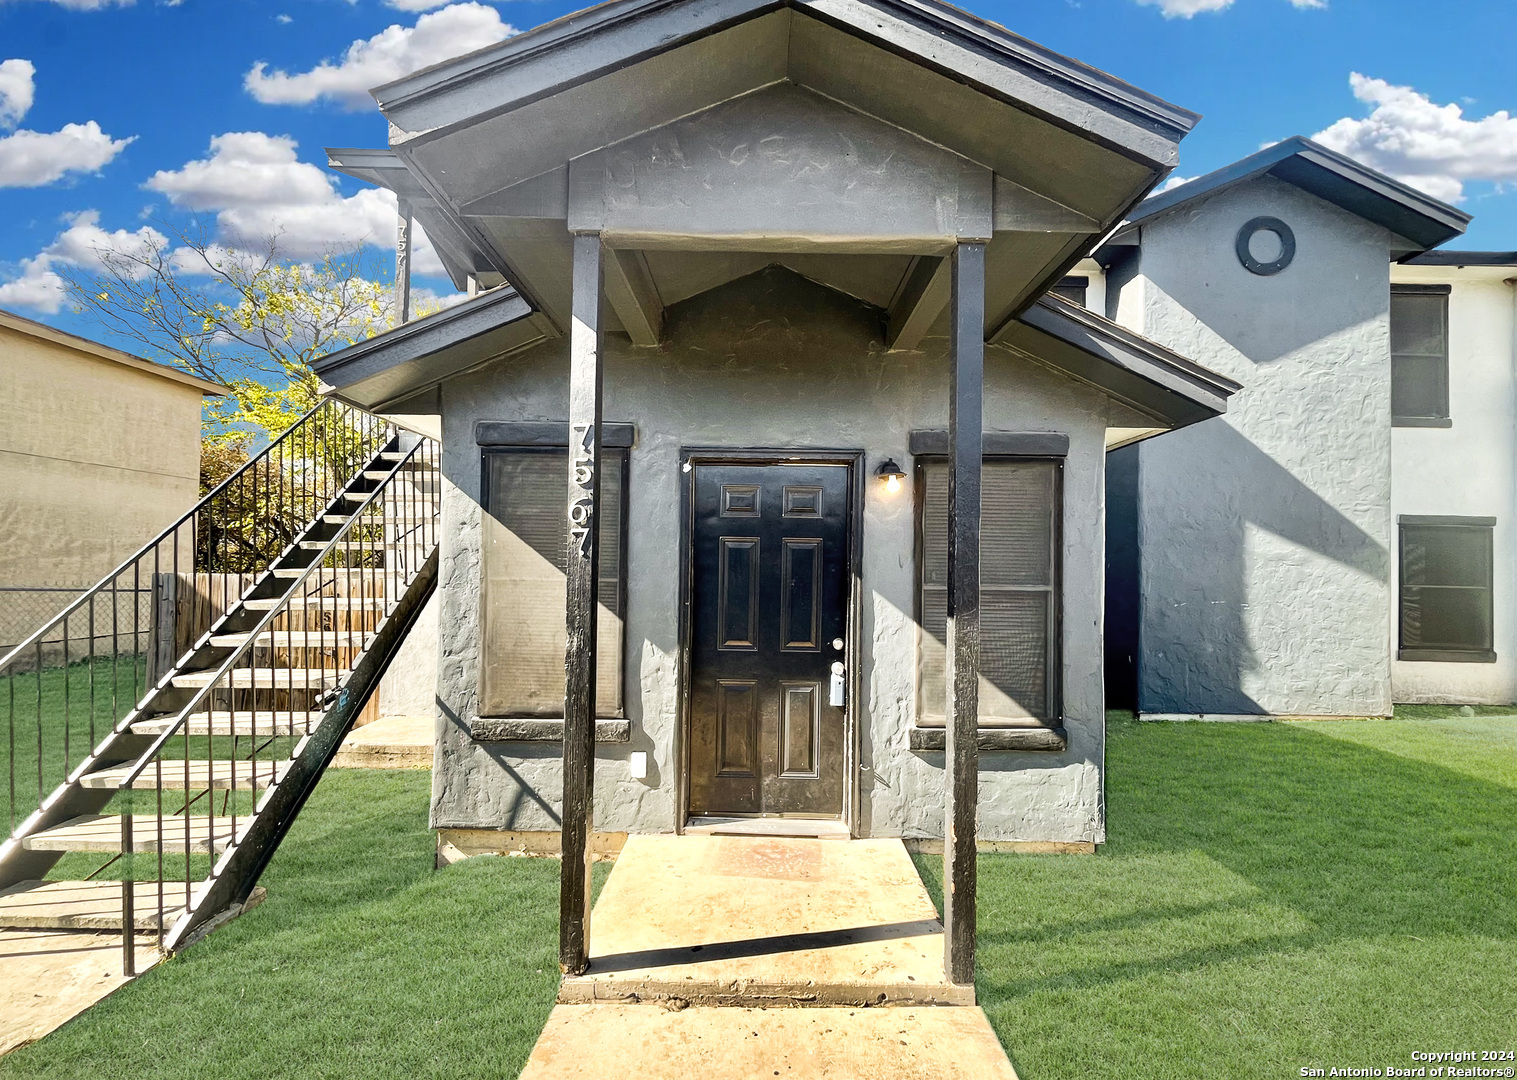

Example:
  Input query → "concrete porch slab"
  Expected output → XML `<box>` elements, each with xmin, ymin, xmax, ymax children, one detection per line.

<box><xmin>331</xmin><ymin>714</ymin><xmax>432</xmax><ymax>769</ymax></box>
<box><xmin>559</xmin><ymin>834</ymin><xmax>970</xmax><ymax>1007</ymax></box>
<box><xmin>0</xmin><ymin>929</ymin><xmax>159</xmax><ymax>1057</ymax></box>
<box><xmin>519</xmin><ymin>1004</ymin><xmax>1018</xmax><ymax>1080</ymax></box>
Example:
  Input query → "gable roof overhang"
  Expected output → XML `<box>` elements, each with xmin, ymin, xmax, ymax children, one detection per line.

<box><xmin>313</xmin><ymin>274</ymin><xmax>1237</xmax><ymax>433</ymax></box>
<box><xmin>313</xmin><ymin>286</ymin><xmax>545</xmax><ymax>413</ymax></box>
<box><xmin>335</xmin><ymin>0</ymin><xmax>1199</xmax><ymax>345</ymax></box>
<box><xmin>1101</xmin><ymin>136</ymin><xmax>1470</xmax><ymax>261</ymax></box>
<box><xmin>1006</xmin><ymin>293</ymin><xmax>1239</xmax><ymax>431</ymax></box>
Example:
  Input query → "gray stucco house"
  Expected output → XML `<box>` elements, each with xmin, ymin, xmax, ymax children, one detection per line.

<box><xmin>1096</xmin><ymin>138</ymin><xmax>1496</xmax><ymax>719</ymax></box>
<box><xmin>311</xmin><ymin>0</ymin><xmax>1237</xmax><ymax>866</ymax></box>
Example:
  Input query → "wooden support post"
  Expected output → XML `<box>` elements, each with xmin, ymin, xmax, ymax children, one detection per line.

<box><xmin>943</xmin><ymin>240</ymin><xmax>984</xmax><ymax>988</ymax></box>
<box><xmin>560</xmin><ymin>232</ymin><xmax>604</xmax><ymax>975</ymax></box>
<box><xmin>395</xmin><ymin>199</ymin><xmax>414</xmax><ymax>326</ymax></box>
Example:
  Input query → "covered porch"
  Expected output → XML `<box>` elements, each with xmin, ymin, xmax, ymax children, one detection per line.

<box><xmin>312</xmin><ymin>0</ymin><xmax>1233</xmax><ymax>993</ymax></box>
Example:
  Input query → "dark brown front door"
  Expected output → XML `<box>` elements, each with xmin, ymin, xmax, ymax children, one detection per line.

<box><xmin>687</xmin><ymin>462</ymin><xmax>851</xmax><ymax>817</ymax></box>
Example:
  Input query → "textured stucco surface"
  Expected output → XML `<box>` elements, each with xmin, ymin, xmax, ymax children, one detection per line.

<box><xmin>1116</xmin><ymin>176</ymin><xmax>1396</xmax><ymax>716</ymax></box>
<box><xmin>1388</xmin><ymin>268</ymin><xmax>1517</xmax><ymax>704</ymax></box>
<box><xmin>426</xmin><ymin>268</ymin><xmax>1155</xmax><ymax>843</ymax></box>
<box><xmin>0</xmin><ymin>324</ymin><xmax>205</xmax><ymax>626</ymax></box>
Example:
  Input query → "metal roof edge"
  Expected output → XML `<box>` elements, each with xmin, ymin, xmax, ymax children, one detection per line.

<box><xmin>1122</xmin><ymin>136</ymin><xmax>1470</xmax><ymax>249</ymax></box>
<box><xmin>1020</xmin><ymin>293</ymin><xmax>1241</xmax><ymax>407</ymax></box>
<box><xmin>0</xmin><ymin>308</ymin><xmax>228</xmax><ymax>396</ymax></box>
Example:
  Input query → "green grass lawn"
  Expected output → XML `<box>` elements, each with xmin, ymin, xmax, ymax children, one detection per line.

<box><xmin>917</xmin><ymin>714</ymin><xmax>1517</xmax><ymax>1079</ymax></box>
<box><xmin>4</xmin><ymin>713</ymin><xmax>1514</xmax><ymax>1079</ymax></box>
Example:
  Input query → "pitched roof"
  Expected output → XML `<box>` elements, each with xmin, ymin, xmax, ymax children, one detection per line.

<box><xmin>313</xmin><ymin>281</ymin><xmax>1236</xmax><ymax>430</ymax></box>
<box><xmin>0</xmin><ymin>307</ymin><xmax>227</xmax><ymax>396</ymax></box>
<box><xmin>1116</xmin><ymin>136</ymin><xmax>1469</xmax><ymax>253</ymax></box>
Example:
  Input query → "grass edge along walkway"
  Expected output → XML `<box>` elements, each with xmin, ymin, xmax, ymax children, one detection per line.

<box><xmin>5</xmin><ymin>711</ymin><xmax>1516</xmax><ymax>1079</ymax></box>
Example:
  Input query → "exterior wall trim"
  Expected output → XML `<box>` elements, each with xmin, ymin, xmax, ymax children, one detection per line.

<box><xmin>908</xmin><ymin>430</ymin><xmax>1070</xmax><ymax>456</ymax></box>
<box><xmin>475</xmin><ymin>420</ymin><xmax>637</xmax><ymax>447</ymax></box>
<box><xmin>1399</xmin><ymin>514</ymin><xmax>1498</xmax><ymax>527</ymax></box>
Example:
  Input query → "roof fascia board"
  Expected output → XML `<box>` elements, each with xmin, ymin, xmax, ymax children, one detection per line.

<box><xmin>1402</xmin><ymin>250</ymin><xmax>1517</xmax><ymax>267</ymax></box>
<box><xmin>0</xmin><ymin>309</ymin><xmax>227</xmax><ymax>396</ymax></box>
<box><xmin>312</xmin><ymin>287</ymin><xmax>534</xmax><ymax>389</ymax></box>
<box><xmin>394</xmin><ymin>147</ymin><xmax>566</xmax><ymax>330</ymax></box>
<box><xmin>1018</xmin><ymin>293</ymin><xmax>1240</xmax><ymax>415</ymax></box>
<box><xmin>375</xmin><ymin>0</ymin><xmax>1194</xmax><ymax>170</ymax></box>
<box><xmin>1125</xmin><ymin>136</ymin><xmax>1469</xmax><ymax>250</ymax></box>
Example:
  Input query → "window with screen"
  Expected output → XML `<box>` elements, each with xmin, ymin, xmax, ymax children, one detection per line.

<box><xmin>917</xmin><ymin>457</ymin><xmax>1061</xmax><ymax>725</ymax></box>
<box><xmin>480</xmin><ymin>448</ymin><xmax>627</xmax><ymax>716</ymax></box>
<box><xmin>1391</xmin><ymin>285</ymin><xmax>1450</xmax><ymax>426</ymax></box>
<box><xmin>1399</xmin><ymin>518</ymin><xmax>1494</xmax><ymax>662</ymax></box>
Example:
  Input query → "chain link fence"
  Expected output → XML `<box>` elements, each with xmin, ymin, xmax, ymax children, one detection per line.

<box><xmin>0</xmin><ymin>584</ymin><xmax>154</xmax><ymax>660</ymax></box>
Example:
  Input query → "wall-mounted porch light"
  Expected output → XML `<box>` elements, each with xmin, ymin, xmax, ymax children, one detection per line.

<box><xmin>875</xmin><ymin>458</ymin><xmax>907</xmax><ymax>494</ymax></box>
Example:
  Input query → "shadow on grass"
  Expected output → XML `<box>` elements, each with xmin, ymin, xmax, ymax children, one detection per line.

<box><xmin>912</xmin><ymin>720</ymin><xmax>1517</xmax><ymax>1079</ymax></box>
<box><xmin>1</xmin><ymin>768</ymin><xmax>609</xmax><ymax>1080</ymax></box>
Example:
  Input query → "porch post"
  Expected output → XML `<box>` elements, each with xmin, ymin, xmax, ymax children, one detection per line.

<box><xmin>943</xmin><ymin>240</ymin><xmax>984</xmax><ymax>987</ymax></box>
<box><xmin>394</xmin><ymin>198</ymin><xmax>413</xmax><ymax>326</ymax></box>
<box><xmin>560</xmin><ymin>232</ymin><xmax>603</xmax><ymax>975</ymax></box>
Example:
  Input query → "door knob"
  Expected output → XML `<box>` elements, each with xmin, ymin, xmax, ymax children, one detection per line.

<box><xmin>832</xmin><ymin>638</ymin><xmax>844</xmax><ymax>651</ymax></box>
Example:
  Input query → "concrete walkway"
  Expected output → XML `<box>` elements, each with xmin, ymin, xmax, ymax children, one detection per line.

<box><xmin>526</xmin><ymin>834</ymin><xmax>1017</xmax><ymax>1079</ymax></box>
<box><xmin>0</xmin><ymin>929</ymin><xmax>158</xmax><ymax>1056</ymax></box>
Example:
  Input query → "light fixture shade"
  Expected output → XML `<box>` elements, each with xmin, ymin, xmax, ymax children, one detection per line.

<box><xmin>875</xmin><ymin>458</ymin><xmax>906</xmax><ymax>482</ymax></box>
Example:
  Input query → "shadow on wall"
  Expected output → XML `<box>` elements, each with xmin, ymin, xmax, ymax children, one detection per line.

<box><xmin>1107</xmin><ymin>420</ymin><xmax>1388</xmax><ymax>715</ymax></box>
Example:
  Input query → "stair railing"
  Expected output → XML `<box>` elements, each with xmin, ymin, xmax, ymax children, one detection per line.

<box><xmin>114</xmin><ymin>433</ymin><xmax>439</xmax><ymax>969</ymax></box>
<box><xmin>1</xmin><ymin>400</ymin><xmax>389</xmax><ymax>845</ymax></box>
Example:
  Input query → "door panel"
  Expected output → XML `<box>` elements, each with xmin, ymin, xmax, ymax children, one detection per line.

<box><xmin>688</xmin><ymin>462</ymin><xmax>850</xmax><ymax>818</ymax></box>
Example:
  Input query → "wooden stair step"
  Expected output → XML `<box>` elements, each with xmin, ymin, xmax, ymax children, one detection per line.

<box><xmin>80</xmin><ymin>759</ymin><xmax>290</xmax><ymax>791</ymax></box>
<box><xmin>269</xmin><ymin>566</ymin><xmax>387</xmax><ymax>578</ymax></box>
<box><xmin>340</xmin><ymin>490</ymin><xmax>438</xmax><ymax>504</ymax></box>
<box><xmin>242</xmin><ymin>595</ymin><xmax>384</xmax><ymax>610</ymax></box>
<box><xmin>298</xmin><ymin>540</ymin><xmax>402</xmax><ymax>551</ymax></box>
<box><xmin>361</xmin><ymin>469</ymin><xmax>439</xmax><ymax>483</ymax></box>
<box><xmin>22</xmin><ymin>814</ymin><xmax>237</xmax><ymax>854</ymax></box>
<box><xmin>171</xmin><ymin>668</ymin><xmax>344</xmax><ymax>689</ymax></box>
<box><xmin>0</xmin><ymin>880</ymin><xmax>190</xmax><ymax>931</ymax></box>
<box><xmin>131</xmin><ymin>711</ymin><xmax>324</xmax><ymax>736</ymax></box>
<box><xmin>208</xmin><ymin>630</ymin><xmax>377</xmax><ymax>649</ymax></box>
<box><xmin>321</xmin><ymin>514</ymin><xmax>432</xmax><ymax>525</ymax></box>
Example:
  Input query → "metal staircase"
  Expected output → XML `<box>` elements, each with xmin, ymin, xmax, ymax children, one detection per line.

<box><xmin>0</xmin><ymin>400</ymin><xmax>439</xmax><ymax>973</ymax></box>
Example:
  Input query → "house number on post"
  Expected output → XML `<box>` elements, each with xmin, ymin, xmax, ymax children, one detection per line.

<box><xmin>569</xmin><ymin>424</ymin><xmax>596</xmax><ymax>558</ymax></box>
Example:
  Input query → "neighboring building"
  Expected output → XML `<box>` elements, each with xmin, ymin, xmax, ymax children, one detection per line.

<box><xmin>1097</xmin><ymin>140</ymin><xmax>1514</xmax><ymax>715</ymax></box>
<box><xmin>312</xmin><ymin>0</ymin><xmax>1238</xmax><ymax>848</ymax></box>
<box><xmin>1388</xmin><ymin>253</ymin><xmax>1515</xmax><ymax>705</ymax></box>
<box><xmin>0</xmin><ymin>308</ymin><xmax>224</xmax><ymax>652</ymax></box>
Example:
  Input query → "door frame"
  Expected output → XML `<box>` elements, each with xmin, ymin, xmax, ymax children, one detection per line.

<box><xmin>674</xmin><ymin>448</ymin><xmax>866</xmax><ymax>837</ymax></box>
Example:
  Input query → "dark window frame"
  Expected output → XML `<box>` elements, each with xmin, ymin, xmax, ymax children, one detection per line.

<box><xmin>912</xmin><ymin>453</ymin><xmax>1064</xmax><ymax>728</ymax></box>
<box><xmin>1397</xmin><ymin>514</ymin><xmax>1496</xmax><ymax>663</ymax></box>
<box><xmin>477</xmin><ymin>441</ymin><xmax>632</xmax><ymax>718</ymax></box>
<box><xmin>1391</xmin><ymin>283</ymin><xmax>1452</xmax><ymax>428</ymax></box>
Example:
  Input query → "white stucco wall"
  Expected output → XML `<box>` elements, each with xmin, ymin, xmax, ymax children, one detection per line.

<box><xmin>1389</xmin><ymin>265</ymin><xmax>1517</xmax><ymax>704</ymax></box>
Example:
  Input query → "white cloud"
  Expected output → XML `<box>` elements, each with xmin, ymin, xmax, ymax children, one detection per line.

<box><xmin>245</xmin><ymin>2</ymin><xmax>517</xmax><ymax>111</ymax></box>
<box><xmin>1313</xmin><ymin>73</ymin><xmax>1517</xmax><ymax>204</ymax></box>
<box><xmin>0</xmin><ymin>210</ymin><xmax>166</xmax><ymax>314</ymax></box>
<box><xmin>1137</xmin><ymin>0</ymin><xmax>1324</xmax><ymax>16</ymax></box>
<box><xmin>385</xmin><ymin>0</ymin><xmax>456</xmax><ymax>9</ymax></box>
<box><xmin>0</xmin><ymin>59</ymin><xmax>36</xmax><ymax>128</ymax></box>
<box><xmin>0</xmin><ymin>121</ymin><xmax>134</xmax><ymax>187</ymax></box>
<box><xmin>0</xmin><ymin>59</ymin><xmax>133</xmax><ymax>186</ymax></box>
<box><xmin>276</xmin><ymin>13</ymin><xmax>292</xmax><ymax>24</ymax></box>
<box><xmin>2</xmin><ymin>0</ymin><xmax>134</xmax><ymax>8</ymax></box>
<box><xmin>1159</xmin><ymin>174</ymin><xmax>1197</xmax><ymax>192</ymax></box>
<box><xmin>144</xmin><ymin>131</ymin><xmax>445</xmax><ymax>273</ymax></box>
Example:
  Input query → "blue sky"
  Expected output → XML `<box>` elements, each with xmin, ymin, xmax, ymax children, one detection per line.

<box><xmin>3</xmin><ymin>0</ymin><xmax>1516</xmax><ymax>344</ymax></box>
